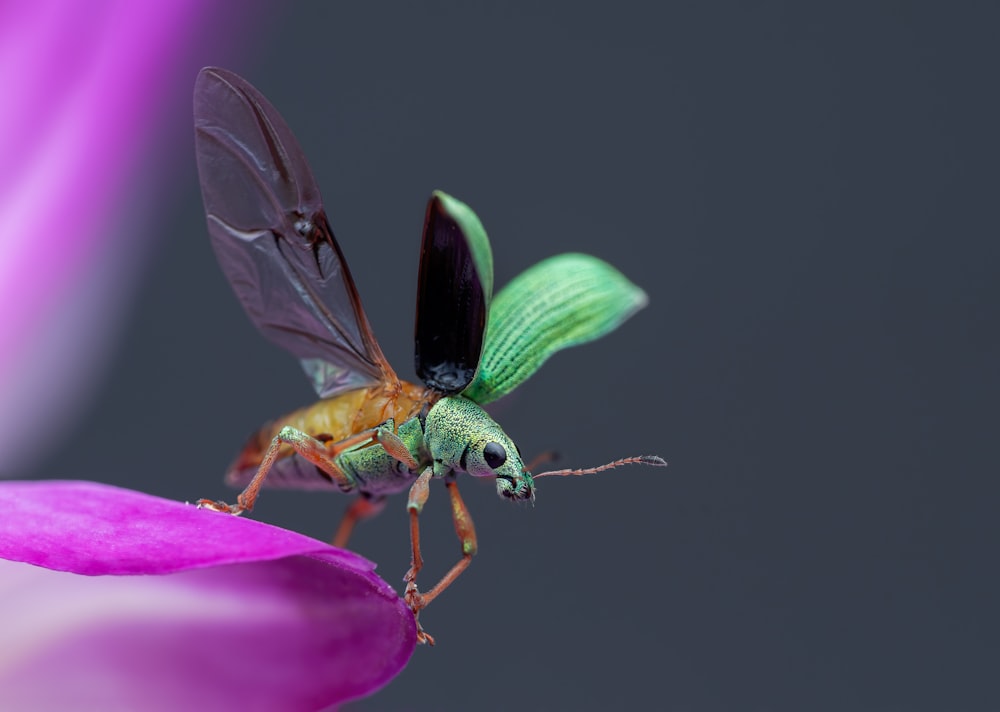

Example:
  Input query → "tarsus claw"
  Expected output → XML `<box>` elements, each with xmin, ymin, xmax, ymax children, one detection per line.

<box><xmin>195</xmin><ymin>499</ymin><xmax>243</xmax><ymax>515</ymax></box>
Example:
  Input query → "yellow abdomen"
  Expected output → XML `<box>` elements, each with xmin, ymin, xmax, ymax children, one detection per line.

<box><xmin>227</xmin><ymin>380</ymin><xmax>434</xmax><ymax>484</ymax></box>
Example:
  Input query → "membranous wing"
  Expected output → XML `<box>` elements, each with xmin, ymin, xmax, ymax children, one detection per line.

<box><xmin>193</xmin><ymin>67</ymin><xmax>395</xmax><ymax>397</ymax></box>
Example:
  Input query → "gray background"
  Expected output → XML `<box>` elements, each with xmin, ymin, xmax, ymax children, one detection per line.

<box><xmin>27</xmin><ymin>2</ymin><xmax>1000</xmax><ymax>710</ymax></box>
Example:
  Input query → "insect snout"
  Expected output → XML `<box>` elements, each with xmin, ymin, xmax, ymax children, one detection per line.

<box><xmin>496</xmin><ymin>474</ymin><xmax>534</xmax><ymax>502</ymax></box>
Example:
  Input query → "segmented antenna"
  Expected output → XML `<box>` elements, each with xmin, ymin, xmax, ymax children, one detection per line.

<box><xmin>532</xmin><ymin>455</ymin><xmax>666</xmax><ymax>478</ymax></box>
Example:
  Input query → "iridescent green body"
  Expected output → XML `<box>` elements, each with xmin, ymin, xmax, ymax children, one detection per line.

<box><xmin>334</xmin><ymin>396</ymin><xmax>531</xmax><ymax>500</ymax></box>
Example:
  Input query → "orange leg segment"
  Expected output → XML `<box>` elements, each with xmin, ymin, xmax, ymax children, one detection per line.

<box><xmin>198</xmin><ymin>426</ymin><xmax>380</xmax><ymax>514</ymax></box>
<box><xmin>331</xmin><ymin>495</ymin><xmax>387</xmax><ymax>549</ymax></box>
<box><xmin>404</xmin><ymin>473</ymin><xmax>478</xmax><ymax>645</ymax></box>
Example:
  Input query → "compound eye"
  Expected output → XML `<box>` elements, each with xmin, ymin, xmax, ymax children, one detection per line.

<box><xmin>483</xmin><ymin>441</ymin><xmax>507</xmax><ymax>470</ymax></box>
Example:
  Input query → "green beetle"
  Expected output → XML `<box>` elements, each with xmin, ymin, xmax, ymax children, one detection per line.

<box><xmin>193</xmin><ymin>67</ymin><xmax>665</xmax><ymax>644</ymax></box>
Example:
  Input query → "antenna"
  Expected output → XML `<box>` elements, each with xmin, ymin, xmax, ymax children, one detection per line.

<box><xmin>532</xmin><ymin>455</ymin><xmax>666</xmax><ymax>478</ymax></box>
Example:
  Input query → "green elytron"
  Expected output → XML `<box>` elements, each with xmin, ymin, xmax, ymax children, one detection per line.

<box><xmin>193</xmin><ymin>67</ymin><xmax>665</xmax><ymax>644</ymax></box>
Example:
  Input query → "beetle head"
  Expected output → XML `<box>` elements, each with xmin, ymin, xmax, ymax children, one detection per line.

<box><xmin>424</xmin><ymin>396</ymin><xmax>534</xmax><ymax>502</ymax></box>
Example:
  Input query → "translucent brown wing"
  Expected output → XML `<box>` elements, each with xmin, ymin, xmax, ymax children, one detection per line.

<box><xmin>193</xmin><ymin>67</ymin><xmax>396</xmax><ymax>397</ymax></box>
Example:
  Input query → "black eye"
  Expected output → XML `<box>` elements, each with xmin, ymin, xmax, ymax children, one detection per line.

<box><xmin>483</xmin><ymin>442</ymin><xmax>507</xmax><ymax>470</ymax></box>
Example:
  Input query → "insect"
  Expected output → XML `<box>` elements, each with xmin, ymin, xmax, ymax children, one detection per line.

<box><xmin>193</xmin><ymin>67</ymin><xmax>665</xmax><ymax>644</ymax></box>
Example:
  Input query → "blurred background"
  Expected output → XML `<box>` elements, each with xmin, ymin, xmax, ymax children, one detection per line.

<box><xmin>3</xmin><ymin>2</ymin><xmax>998</xmax><ymax>710</ymax></box>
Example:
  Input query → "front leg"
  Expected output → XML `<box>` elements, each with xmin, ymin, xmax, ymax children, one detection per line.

<box><xmin>404</xmin><ymin>472</ymin><xmax>478</xmax><ymax>645</ymax></box>
<box><xmin>403</xmin><ymin>469</ymin><xmax>433</xmax><ymax>641</ymax></box>
<box><xmin>199</xmin><ymin>426</ymin><xmax>377</xmax><ymax>514</ymax></box>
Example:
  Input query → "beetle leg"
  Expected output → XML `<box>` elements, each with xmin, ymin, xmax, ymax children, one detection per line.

<box><xmin>199</xmin><ymin>426</ymin><xmax>380</xmax><ymax>514</ymax></box>
<box><xmin>404</xmin><ymin>474</ymin><xmax>478</xmax><ymax>645</ymax></box>
<box><xmin>331</xmin><ymin>494</ymin><xmax>386</xmax><ymax>548</ymax></box>
<box><xmin>404</xmin><ymin>469</ymin><xmax>432</xmax><ymax>582</ymax></box>
<box><xmin>374</xmin><ymin>421</ymin><xmax>421</xmax><ymax>471</ymax></box>
<box><xmin>403</xmin><ymin>469</ymin><xmax>434</xmax><ymax>644</ymax></box>
<box><xmin>326</xmin><ymin>420</ymin><xmax>417</xmax><ymax>545</ymax></box>
<box><xmin>417</xmin><ymin>477</ymin><xmax>478</xmax><ymax>607</ymax></box>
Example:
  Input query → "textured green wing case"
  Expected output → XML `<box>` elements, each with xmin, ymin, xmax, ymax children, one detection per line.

<box><xmin>463</xmin><ymin>253</ymin><xmax>648</xmax><ymax>404</ymax></box>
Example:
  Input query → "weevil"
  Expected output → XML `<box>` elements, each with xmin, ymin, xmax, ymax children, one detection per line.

<box><xmin>193</xmin><ymin>68</ymin><xmax>665</xmax><ymax>644</ymax></box>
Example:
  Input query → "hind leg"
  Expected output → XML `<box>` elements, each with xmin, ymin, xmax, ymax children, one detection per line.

<box><xmin>198</xmin><ymin>426</ymin><xmax>382</xmax><ymax>514</ymax></box>
<box><xmin>331</xmin><ymin>494</ymin><xmax>387</xmax><ymax>548</ymax></box>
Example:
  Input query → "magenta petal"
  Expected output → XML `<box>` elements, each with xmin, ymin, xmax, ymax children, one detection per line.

<box><xmin>0</xmin><ymin>480</ymin><xmax>363</xmax><ymax>574</ymax></box>
<box><xmin>0</xmin><ymin>481</ymin><xmax>416</xmax><ymax>710</ymax></box>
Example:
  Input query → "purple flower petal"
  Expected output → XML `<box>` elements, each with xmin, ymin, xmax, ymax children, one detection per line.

<box><xmin>0</xmin><ymin>481</ymin><xmax>416</xmax><ymax>710</ymax></box>
<box><xmin>0</xmin><ymin>480</ymin><xmax>364</xmax><ymax>575</ymax></box>
<box><xmin>0</xmin><ymin>2</ymin><xmax>243</xmax><ymax>474</ymax></box>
